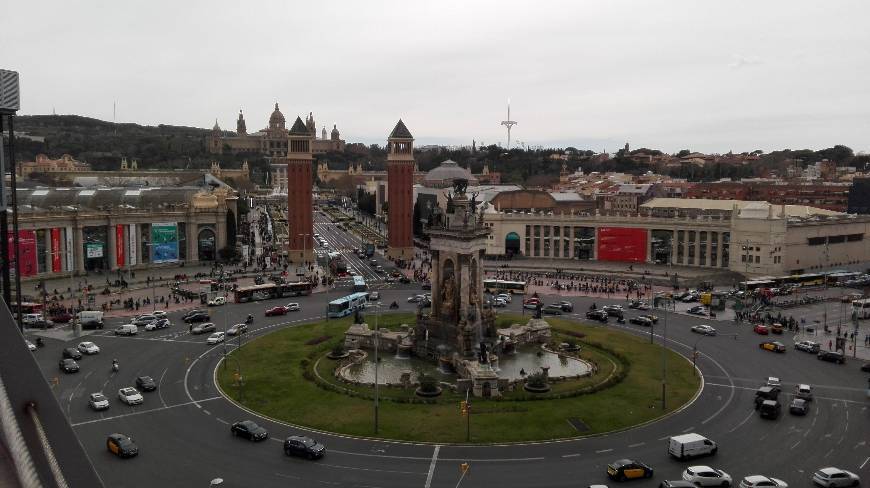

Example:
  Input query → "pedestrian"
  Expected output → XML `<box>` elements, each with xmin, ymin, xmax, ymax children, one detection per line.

<box><xmin>828</xmin><ymin>339</ymin><xmax>832</xmax><ymax>351</ymax></box>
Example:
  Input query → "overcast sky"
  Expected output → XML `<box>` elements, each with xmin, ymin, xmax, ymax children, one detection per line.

<box><xmin>3</xmin><ymin>1</ymin><xmax>869</xmax><ymax>154</ymax></box>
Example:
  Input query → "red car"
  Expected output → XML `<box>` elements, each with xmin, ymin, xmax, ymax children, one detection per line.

<box><xmin>265</xmin><ymin>306</ymin><xmax>288</xmax><ymax>317</ymax></box>
<box><xmin>49</xmin><ymin>312</ymin><xmax>72</xmax><ymax>324</ymax></box>
<box><xmin>754</xmin><ymin>324</ymin><xmax>769</xmax><ymax>335</ymax></box>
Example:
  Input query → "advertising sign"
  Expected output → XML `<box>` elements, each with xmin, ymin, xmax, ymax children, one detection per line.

<box><xmin>596</xmin><ymin>227</ymin><xmax>647</xmax><ymax>263</ymax></box>
<box><xmin>65</xmin><ymin>226</ymin><xmax>74</xmax><ymax>272</ymax></box>
<box><xmin>86</xmin><ymin>243</ymin><xmax>104</xmax><ymax>259</ymax></box>
<box><xmin>50</xmin><ymin>228</ymin><xmax>62</xmax><ymax>272</ymax></box>
<box><xmin>8</xmin><ymin>230</ymin><xmax>38</xmax><ymax>277</ymax></box>
<box><xmin>151</xmin><ymin>222</ymin><xmax>179</xmax><ymax>263</ymax></box>
<box><xmin>115</xmin><ymin>225</ymin><xmax>125</xmax><ymax>267</ymax></box>
<box><xmin>128</xmin><ymin>224</ymin><xmax>137</xmax><ymax>266</ymax></box>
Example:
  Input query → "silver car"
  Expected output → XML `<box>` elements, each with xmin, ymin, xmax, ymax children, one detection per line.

<box><xmin>812</xmin><ymin>468</ymin><xmax>859</xmax><ymax>487</ymax></box>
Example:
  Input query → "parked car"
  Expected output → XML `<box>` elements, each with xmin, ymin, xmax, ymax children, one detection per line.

<box><xmin>817</xmin><ymin>351</ymin><xmax>845</xmax><ymax>364</ymax></box>
<box><xmin>629</xmin><ymin>316</ymin><xmax>653</xmax><ymax>327</ymax></box>
<box><xmin>789</xmin><ymin>398</ymin><xmax>809</xmax><ymax>416</ymax></box>
<box><xmin>586</xmin><ymin>310</ymin><xmax>609</xmax><ymax>322</ymax></box>
<box><xmin>738</xmin><ymin>475</ymin><xmax>788</xmax><ymax>488</ymax></box>
<box><xmin>183</xmin><ymin>312</ymin><xmax>210</xmax><ymax>323</ymax></box>
<box><xmin>77</xmin><ymin>341</ymin><xmax>100</xmax><ymax>355</ymax></box>
<box><xmin>681</xmin><ymin>466</ymin><xmax>732</xmax><ymax>487</ymax></box>
<box><xmin>208</xmin><ymin>296</ymin><xmax>227</xmax><ymax>307</ymax></box>
<box><xmin>606</xmin><ymin>459</ymin><xmax>653</xmax><ymax>481</ymax></box>
<box><xmin>812</xmin><ymin>467</ymin><xmax>860</xmax><ymax>487</ymax></box>
<box><xmin>106</xmin><ymin>433</ymin><xmax>138</xmax><ymax>458</ymax></box>
<box><xmin>795</xmin><ymin>341</ymin><xmax>820</xmax><ymax>353</ymax></box>
<box><xmin>686</xmin><ymin>306</ymin><xmax>706</xmax><ymax>315</ymax></box>
<box><xmin>59</xmin><ymin>358</ymin><xmax>79</xmax><ymax>373</ymax></box>
<box><xmin>231</xmin><ymin>420</ymin><xmax>269</xmax><ymax>441</ymax></box>
<box><xmin>135</xmin><ymin>376</ymin><xmax>157</xmax><ymax>392</ymax></box>
<box><xmin>62</xmin><ymin>347</ymin><xmax>83</xmax><ymax>360</ymax></box>
<box><xmin>207</xmin><ymin>332</ymin><xmax>226</xmax><ymax>345</ymax></box>
<box><xmin>759</xmin><ymin>341</ymin><xmax>786</xmax><ymax>353</ymax></box>
<box><xmin>227</xmin><ymin>324</ymin><xmax>248</xmax><ymax>336</ymax></box>
<box><xmin>88</xmin><ymin>392</ymin><xmax>109</xmax><ymax>411</ymax></box>
<box><xmin>283</xmin><ymin>435</ymin><xmax>326</xmax><ymax>460</ymax></box>
<box><xmin>265</xmin><ymin>306</ymin><xmax>288</xmax><ymax>316</ymax></box>
<box><xmin>691</xmin><ymin>325</ymin><xmax>717</xmax><ymax>335</ymax></box>
<box><xmin>192</xmin><ymin>323</ymin><xmax>216</xmax><ymax>335</ymax></box>
<box><xmin>118</xmin><ymin>387</ymin><xmax>143</xmax><ymax>405</ymax></box>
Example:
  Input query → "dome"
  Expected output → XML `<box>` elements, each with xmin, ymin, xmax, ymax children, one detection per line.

<box><xmin>269</xmin><ymin>103</ymin><xmax>285</xmax><ymax>129</ymax></box>
<box><xmin>423</xmin><ymin>160</ymin><xmax>478</xmax><ymax>188</ymax></box>
<box><xmin>331</xmin><ymin>124</ymin><xmax>340</xmax><ymax>137</ymax></box>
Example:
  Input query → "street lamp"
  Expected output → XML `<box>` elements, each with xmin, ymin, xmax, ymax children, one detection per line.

<box><xmin>297</xmin><ymin>233</ymin><xmax>310</xmax><ymax>275</ymax></box>
<box><xmin>373</xmin><ymin>300</ymin><xmax>382</xmax><ymax>434</ymax></box>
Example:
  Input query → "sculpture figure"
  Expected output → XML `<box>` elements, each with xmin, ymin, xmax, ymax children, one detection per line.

<box><xmin>453</xmin><ymin>178</ymin><xmax>468</xmax><ymax>196</ymax></box>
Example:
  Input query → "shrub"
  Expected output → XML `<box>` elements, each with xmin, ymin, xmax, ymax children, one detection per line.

<box><xmin>331</xmin><ymin>343</ymin><xmax>346</xmax><ymax>356</ymax></box>
<box><xmin>525</xmin><ymin>372</ymin><xmax>548</xmax><ymax>388</ymax></box>
<box><xmin>305</xmin><ymin>335</ymin><xmax>331</xmax><ymax>346</ymax></box>
<box><xmin>418</xmin><ymin>374</ymin><xmax>439</xmax><ymax>393</ymax></box>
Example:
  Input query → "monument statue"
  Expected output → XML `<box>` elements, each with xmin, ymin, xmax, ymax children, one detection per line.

<box><xmin>354</xmin><ymin>308</ymin><xmax>365</xmax><ymax>325</ymax></box>
<box><xmin>478</xmin><ymin>342</ymin><xmax>489</xmax><ymax>364</ymax></box>
<box><xmin>441</xmin><ymin>273</ymin><xmax>456</xmax><ymax>316</ymax></box>
<box><xmin>453</xmin><ymin>178</ymin><xmax>468</xmax><ymax>196</ymax></box>
<box><xmin>469</xmin><ymin>191</ymin><xmax>480</xmax><ymax>212</ymax></box>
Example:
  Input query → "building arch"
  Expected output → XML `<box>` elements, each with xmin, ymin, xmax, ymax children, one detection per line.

<box><xmin>198</xmin><ymin>228</ymin><xmax>216</xmax><ymax>261</ymax></box>
<box><xmin>505</xmin><ymin>232</ymin><xmax>521</xmax><ymax>256</ymax></box>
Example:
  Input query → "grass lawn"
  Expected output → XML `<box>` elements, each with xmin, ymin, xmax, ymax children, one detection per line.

<box><xmin>217</xmin><ymin>313</ymin><xmax>699</xmax><ymax>443</ymax></box>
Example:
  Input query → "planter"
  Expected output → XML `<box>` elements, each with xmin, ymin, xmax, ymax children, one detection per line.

<box><xmin>523</xmin><ymin>383</ymin><xmax>551</xmax><ymax>393</ymax></box>
<box><xmin>327</xmin><ymin>351</ymin><xmax>350</xmax><ymax>360</ymax></box>
<box><xmin>415</xmin><ymin>386</ymin><xmax>443</xmax><ymax>398</ymax></box>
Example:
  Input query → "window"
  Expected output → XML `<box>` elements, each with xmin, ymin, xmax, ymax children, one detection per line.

<box><xmin>828</xmin><ymin>235</ymin><xmax>845</xmax><ymax>244</ymax></box>
<box><xmin>755</xmin><ymin>256</ymin><xmax>760</xmax><ymax>263</ymax></box>
<box><xmin>847</xmin><ymin>234</ymin><xmax>863</xmax><ymax>242</ymax></box>
<box><xmin>808</xmin><ymin>237</ymin><xmax>826</xmax><ymax>246</ymax></box>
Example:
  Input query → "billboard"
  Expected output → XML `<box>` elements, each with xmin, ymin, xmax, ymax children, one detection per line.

<box><xmin>86</xmin><ymin>243</ymin><xmax>104</xmax><ymax>259</ymax></box>
<box><xmin>8</xmin><ymin>230</ymin><xmax>38</xmax><ymax>277</ymax></box>
<box><xmin>151</xmin><ymin>223</ymin><xmax>179</xmax><ymax>263</ymax></box>
<box><xmin>65</xmin><ymin>226</ymin><xmax>74</xmax><ymax>271</ymax></box>
<box><xmin>128</xmin><ymin>224</ymin><xmax>137</xmax><ymax>266</ymax></box>
<box><xmin>596</xmin><ymin>227</ymin><xmax>647</xmax><ymax>263</ymax></box>
<box><xmin>50</xmin><ymin>228</ymin><xmax>62</xmax><ymax>272</ymax></box>
<box><xmin>115</xmin><ymin>225</ymin><xmax>125</xmax><ymax>268</ymax></box>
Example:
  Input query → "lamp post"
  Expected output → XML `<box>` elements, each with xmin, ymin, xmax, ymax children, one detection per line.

<box><xmin>297</xmin><ymin>233</ymin><xmax>310</xmax><ymax>276</ymax></box>
<box><xmin>373</xmin><ymin>300</ymin><xmax>381</xmax><ymax>434</ymax></box>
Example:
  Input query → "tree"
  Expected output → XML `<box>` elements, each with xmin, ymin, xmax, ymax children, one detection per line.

<box><xmin>677</xmin><ymin>149</ymin><xmax>692</xmax><ymax>158</ymax></box>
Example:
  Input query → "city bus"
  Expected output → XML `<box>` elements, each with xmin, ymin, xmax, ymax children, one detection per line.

<box><xmin>852</xmin><ymin>298</ymin><xmax>870</xmax><ymax>319</ymax></box>
<box><xmin>352</xmin><ymin>276</ymin><xmax>367</xmax><ymax>293</ymax></box>
<box><xmin>482</xmin><ymin>279</ymin><xmax>527</xmax><ymax>295</ymax></box>
<box><xmin>825</xmin><ymin>271</ymin><xmax>862</xmax><ymax>286</ymax></box>
<box><xmin>10</xmin><ymin>302</ymin><xmax>43</xmax><ymax>318</ymax></box>
<box><xmin>233</xmin><ymin>281</ymin><xmax>314</xmax><ymax>303</ymax></box>
<box><xmin>327</xmin><ymin>292</ymin><xmax>369</xmax><ymax>318</ymax></box>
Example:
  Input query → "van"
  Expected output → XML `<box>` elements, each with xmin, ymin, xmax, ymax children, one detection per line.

<box><xmin>759</xmin><ymin>400</ymin><xmax>781</xmax><ymax>419</ymax></box>
<box><xmin>77</xmin><ymin>311</ymin><xmax>104</xmax><ymax>329</ymax></box>
<box><xmin>114</xmin><ymin>324</ymin><xmax>138</xmax><ymax>336</ymax></box>
<box><xmin>667</xmin><ymin>433</ymin><xmax>718</xmax><ymax>460</ymax></box>
<box><xmin>23</xmin><ymin>313</ymin><xmax>45</xmax><ymax>325</ymax></box>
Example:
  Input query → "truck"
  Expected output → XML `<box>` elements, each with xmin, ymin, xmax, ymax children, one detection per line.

<box><xmin>364</xmin><ymin>242</ymin><xmax>375</xmax><ymax>258</ymax></box>
<box><xmin>76</xmin><ymin>311</ymin><xmax>104</xmax><ymax>330</ymax></box>
<box><xmin>668</xmin><ymin>433</ymin><xmax>718</xmax><ymax>460</ymax></box>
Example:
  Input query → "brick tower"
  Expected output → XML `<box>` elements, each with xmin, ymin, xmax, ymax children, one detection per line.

<box><xmin>386</xmin><ymin>119</ymin><xmax>415</xmax><ymax>260</ymax></box>
<box><xmin>286</xmin><ymin>116</ymin><xmax>314</xmax><ymax>264</ymax></box>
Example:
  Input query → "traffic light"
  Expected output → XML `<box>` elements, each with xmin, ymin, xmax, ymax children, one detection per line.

<box><xmin>460</xmin><ymin>401</ymin><xmax>468</xmax><ymax>416</ymax></box>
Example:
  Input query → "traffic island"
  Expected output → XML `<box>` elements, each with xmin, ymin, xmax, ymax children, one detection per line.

<box><xmin>216</xmin><ymin>313</ymin><xmax>700</xmax><ymax>443</ymax></box>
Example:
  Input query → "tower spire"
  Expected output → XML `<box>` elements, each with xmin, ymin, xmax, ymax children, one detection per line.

<box><xmin>500</xmin><ymin>98</ymin><xmax>517</xmax><ymax>150</ymax></box>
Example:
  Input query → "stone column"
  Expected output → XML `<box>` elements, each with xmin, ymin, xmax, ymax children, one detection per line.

<box><xmin>43</xmin><ymin>230</ymin><xmax>53</xmax><ymax>273</ymax></box>
<box><xmin>216</xmin><ymin>211</ymin><xmax>227</xmax><ymax>252</ymax></box>
<box><xmin>75</xmin><ymin>226</ymin><xmax>85</xmax><ymax>274</ymax></box>
<box><xmin>459</xmin><ymin>256</ymin><xmax>470</xmax><ymax>323</ymax></box>
<box><xmin>568</xmin><ymin>226</ymin><xmax>575</xmax><ymax>259</ymax></box>
<box><xmin>706</xmin><ymin>232</ymin><xmax>714</xmax><ymax>267</ymax></box>
<box><xmin>431</xmin><ymin>250</ymin><xmax>441</xmax><ymax>318</ymax></box>
<box><xmin>592</xmin><ymin>227</ymin><xmax>598</xmax><ymax>260</ymax></box>
<box><xmin>186</xmin><ymin>220</ymin><xmax>198</xmax><ymax>264</ymax></box>
<box><xmin>646</xmin><ymin>229</ymin><xmax>653</xmax><ymax>263</ymax></box>
<box><xmin>671</xmin><ymin>229</ymin><xmax>679</xmax><ymax>265</ymax></box>
<box><xmin>108</xmin><ymin>223</ymin><xmax>118</xmax><ymax>271</ymax></box>
<box><xmin>693</xmin><ymin>236</ymin><xmax>701</xmax><ymax>267</ymax></box>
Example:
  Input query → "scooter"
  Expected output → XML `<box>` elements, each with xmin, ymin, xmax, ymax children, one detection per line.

<box><xmin>112</xmin><ymin>361</ymin><xmax>119</xmax><ymax>373</ymax></box>
<box><xmin>616</xmin><ymin>317</ymin><xmax>626</xmax><ymax>324</ymax></box>
<box><xmin>389</xmin><ymin>301</ymin><xmax>399</xmax><ymax>310</ymax></box>
<box><xmin>35</xmin><ymin>337</ymin><xmax>45</xmax><ymax>348</ymax></box>
<box><xmin>245</xmin><ymin>315</ymin><xmax>254</xmax><ymax>325</ymax></box>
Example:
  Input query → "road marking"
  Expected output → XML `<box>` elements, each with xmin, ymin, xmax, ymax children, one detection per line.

<box><xmin>824</xmin><ymin>448</ymin><xmax>834</xmax><ymax>458</ymax></box>
<box><xmin>658</xmin><ymin>435</ymin><xmax>670</xmax><ymax>441</ymax></box>
<box><xmin>562</xmin><ymin>453</ymin><xmax>581</xmax><ymax>458</ymax></box>
<box><xmin>729</xmin><ymin>410</ymin><xmax>755</xmax><ymax>434</ymax></box>
<box><xmin>595</xmin><ymin>449</ymin><xmax>613</xmax><ymax>454</ymax></box>
<box><xmin>791</xmin><ymin>441</ymin><xmax>800</xmax><ymax>450</ymax></box>
<box><xmin>70</xmin><ymin>396</ymin><xmax>222</xmax><ymax>426</ymax></box>
<box><xmin>628</xmin><ymin>442</ymin><xmax>645</xmax><ymax>448</ymax></box>
<box><xmin>705</xmin><ymin>383</ymin><xmax>868</xmax><ymax>404</ymax></box>
<box><xmin>157</xmin><ymin>367</ymin><xmax>168</xmax><ymax>409</ymax></box>
<box><xmin>203</xmin><ymin>409</ymin><xmax>211</xmax><ymax>416</ymax></box>
<box><xmin>861</xmin><ymin>457</ymin><xmax>869</xmax><ymax>469</ymax></box>
<box><xmin>681</xmin><ymin>426</ymin><xmax>694</xmax><ymax>433</ymax></box>
<box><xmin>424</xmin><ymin>445</ymin><xmax>440</xmax><ymax>488</ymax></box>
<box><xmin>274</xmin><ymin>472</ymin><xmax>300</xmax><ymax>480</ymax></box>
<box><xmin>215</xmin><ymin>418</ymin><xmax>229</xmax><ymax>425</ymax></box>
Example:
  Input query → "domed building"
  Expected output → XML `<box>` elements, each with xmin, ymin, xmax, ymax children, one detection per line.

<box><xmin>207</xmin><ymin>102</ymin><xmax>345</xmax><ymax>159</ymax></box>
<box><xmin>422</xmin><ymin>160</ymin><xmax>479</xmax><ymax>188</ymax></box>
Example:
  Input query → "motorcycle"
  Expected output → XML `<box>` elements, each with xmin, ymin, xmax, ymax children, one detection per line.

<box><xmin>112</xmin><ymin>361</ymin><xmax>119</xmax><ymax>373</ymax></box>
<box><xmin>389</xmin><ymin>301</ymin><xmax>399</xmax><ymax>310</ymax></box>
<box><xmin>35</xmin><ymin>337</ymin><xmax>45</xmax><ymax>348</ymax></box>
<box><xmin>616</xmin><ymin>317</ymin><xmax>626</xmax><ymax>324</ymax></box>
<box><xmin>245</xmin><ymin>315</ymin><xmax>254</xmax><ymax>324</ymax></box>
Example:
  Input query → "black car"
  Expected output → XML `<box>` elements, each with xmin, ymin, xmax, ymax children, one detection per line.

<box><xmin>421</xmin><ymin>282</ymin><xmax>432</xmax><ymax>290</ymax></box>
<box><xmin>106</xmin><ymin>433</ymin><xmax>138</xmax><ymax>458</ymax></box>
<box><xmin>629</xmin><ymin>316</ymin><xmax>653</xmax><ymax>327</ymax></box>
<box><xmin>754</xmin><ymin>386</ymin><xmax>780</xmax><ymax>409</ymax></box>
<box><xmin>184</xmin><ymin>312</ymin><xmax>210</xmax><ymax>323</ymax></box>
<box><xmin>283</xmin><ymin>435</ymin><xmax>325</xmax><ymax>460</ymax></box>
<box><xmin>586</xmin><ymin>310</ymin><xmax>608</xmax><ymax>322</ymax></box>
<box><xmin>135</xmin><ymin>376</ymin><xmax>157</xmax><ymax>392</ymax></box>
<box><xmin>543</xmin><ymin>305</ymin><xmax>563</xmax><ymax>315</ymax></box>
<box><xmin>861</xmin><ymin>362</ymin><xmax>870</xmax><ymax>372</ymax></box>
<box><xmin>606</xmin><ymin>458</ymin><xmax>654</xmax><ymax>481</ymax></box>
<box><xmin>231</xmin><ymin>420</ymin><xmax>268</xmax><ymax>441</ymax></box>
<box><xmin>62</xmin><ymin>347</ymin><xmax>83</xmax><ymax>360</ymax></box>
<box><xmin>59</xmin><ymin>358</ymin><xmax>79</xmax><ymax>373</ymax></box>
<box><xmin>602</xmin><ymin>305</ymin><xmax>624</xmax><ymax>317</ymax></box>
<box><xmin>759</xmin><ymin>399</ymin><xmax>781</xmax><ymax>419</ymax></box>
<box><xmin>182</xmin><ymin>309</ymin><xmax>206</xmax><ymax>321</ymax></box>
<box><xmin>817</xmin><ymin>350</ymin><xmax>845</xmax><ymax>364</ymax></box>
<box><xmin>556</xmin><ymin>301</ymin><xmax>573</xmax><ymax>312</ymax></box>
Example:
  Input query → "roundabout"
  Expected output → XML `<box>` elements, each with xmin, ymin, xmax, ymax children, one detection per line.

<box><xmin>214</xmin><ymin>313</ymin><xmax>700</xmax><ymax>443</ymax></box>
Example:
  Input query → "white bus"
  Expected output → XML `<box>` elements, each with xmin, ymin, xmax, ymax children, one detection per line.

<box><xmin>851</xmin><ymin>298</ymin><xmax>870</xmax><ymax>319</ymax></box>
<box><xmin>482</xmin><ymin>279</ymin><xmax>527</xmax><ymax>295</ymax></box>
<box><xmin>328</xmin><ymin>292</ymin><xmax>369</xmax><ymax>318</ymax></box>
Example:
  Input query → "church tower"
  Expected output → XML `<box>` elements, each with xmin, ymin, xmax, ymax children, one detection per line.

<box><xmin>210</xmin><ymin>119</ymin><xmax>223</xmax><ymax>154</ymax></box>
<box><xmin>330</xmin><ymin>124</ymin><xmax>340</xmax><ymax>141</ymax></box>
<box><xmin>321</xmin><ymin>126</ymin><xmax>327</xmax><ymax>140</ymax></box>
<box><xmin>386</xmin><ymin>119</ymin><xmax>415</xmax><ymax>260</ymax></box>
<box><xmin>286</xmin><ymin>116</ymin><xmax>314</xmax><ymax>263</ymax></box>
<box><xmin>306</xmin><ymin>112</ymin><xmax>316</xmax><ymax>138</ymax></box>
<box><xmin>237</xmin><ymin>110</ymin><xmax>247</xmax><ymax>135</ymax></box>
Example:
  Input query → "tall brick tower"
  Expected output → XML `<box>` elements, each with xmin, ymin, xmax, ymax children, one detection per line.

<box><xmin>386</xmin><ymin>119</ymin><xmax>415</xmax><ymax>260</ymax></box>
<box><xmin>286</xmin><ymin>116</ymin><xmax>314</xmax><ymax>264</ymax></box>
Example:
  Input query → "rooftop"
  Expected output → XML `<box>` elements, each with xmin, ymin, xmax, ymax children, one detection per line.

<box><xmin>641</xmin><ymin>197</ymin><xmax>843</xmax><ymax>217</ymax></box>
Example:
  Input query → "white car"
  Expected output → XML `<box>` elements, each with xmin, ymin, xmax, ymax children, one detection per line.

<box><xmin>207</xmin><ymin>332</ymin><xmax>226</xmax><ymax>345</ymax></box>
<box><xmin>683</xmin><ymin>466</ymin><xmax>732</xmax><ymax>487</ymax></box>
<box><xmin>88</xmin><ymin>392</ymin><xmax>110</xmax><ymax>411</ymax></box>
<box><xmin>208</xmin><ymin>296</ymin><xmax>227</xmax><ymax>307</ymax></box>
<box><xmin>812</xmin><ymin>467</ymin><xmax>860</xmax><ymax>487</ymax></box>
<box><xmin>492</xmin><ymin>298</ymin><xmax>507</xmax><ymax>307</ymax></box>
<box><xmin>739</xmin><ymin>475</ymin><xmax>788</xmax><ymax>488</ymax></box>
<box><xmin>286</xmin><ymin>303</ymin><xmax>300</xmax><ymax>312</ymax></box>
<box><xmin>496</xmin><ymin>294</ymin><xmax>512</xmax><ymax>303</ymax></box>
<box><xmin>766</xmin><ymin>377</ymin><xmax>781</xmax><ymax>388</ymax></box>
<box><xmin>26</xmin><ymin>340</ymin><xmax>37</xmax><ymax>351</ymax></box>
<box><xmin>691</xmin><ymin>325</ymin><xmax>717</xmax><ymax>336</ymax></box>
<box><xmin>153</xmin><ymin>310</ymin><xmax>167</xmax><ymax>319</ymax></box>
<box><xmin>77</xmin><ymin>341</ymin><xmax>100</xmax><ymax>355</ymax></box>
<box><xmin>118</xmin><ymin>387</ymin><xmax>144</xmax><ymax>406</ymax></box>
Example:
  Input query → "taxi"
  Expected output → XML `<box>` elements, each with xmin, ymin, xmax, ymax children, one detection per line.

<box><xmin>106</xmin><ymin>433</ymin><xmax>138</xmax><ymax>458</ymax></box>
<box><xmin>606</xmin><ymin>458</ymin><xmax>653</xmax><ymax>481</ymax></box>
<box><xmin>759</xmin><ymin>341</ymin><xmax>786</xmax><ymax>353</ymax></box>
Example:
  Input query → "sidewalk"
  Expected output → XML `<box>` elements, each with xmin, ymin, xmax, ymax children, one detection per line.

<box><xmin>791</xmin><ymin>330</ymin><xmax>870</xmax><ymax>361</ymax></box>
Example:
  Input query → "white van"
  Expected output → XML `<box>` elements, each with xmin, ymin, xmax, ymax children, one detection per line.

<box><xmin>23</xmin><ymin>313</ymin><xmax>45</xmax><ymax>325</ymax></box>
<box><xmin>77</xmin><ymin>311</ymin><xmax>104</xmax><ymax>329</ymax></box>
<box><xmin>114</xmin><ymin>324</ymin><xmax>138</xmax><ymax>336</ymax></box>
<box><xmin>668</xmin><ymin>433</ymin><xmax>717</xmax><ymax>460</ymax></box>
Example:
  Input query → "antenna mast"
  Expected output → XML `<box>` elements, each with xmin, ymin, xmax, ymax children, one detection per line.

<box><xmin>500</xmin><ymin>98</ymin><xmax>517</xmax><ymax>149</ymax></box>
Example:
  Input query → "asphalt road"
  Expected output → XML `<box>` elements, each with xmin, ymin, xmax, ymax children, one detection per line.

<box><xmin>31</xmin><ymin>226</ymin><xmax>870</xmax><ymax>487</ymax></box>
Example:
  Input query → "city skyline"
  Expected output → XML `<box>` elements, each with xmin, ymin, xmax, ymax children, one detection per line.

<box><xmin>3</xmin><ymin>0</ymin><xmax>870</xmax><ymax>153</ymax></box>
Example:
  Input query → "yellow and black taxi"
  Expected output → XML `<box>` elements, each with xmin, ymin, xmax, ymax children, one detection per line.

<box><xmin>106</xmin><ymin>433</ymin><xmax>138</xmax><ymax>458</ymax></box>
<box><xmin>607</xmin><ymin>458</ymin><xmax>654</xmax><ymax>481</ymax></box>
<box><xmin>759</xmin><ymin>341</ymin><xmax>786</xmax><ymax>353</ymax></box>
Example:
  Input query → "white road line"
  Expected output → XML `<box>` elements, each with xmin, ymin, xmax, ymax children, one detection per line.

<box><xmin>203</xmin><ymin>410</ymin><xmax>210</xmax><ymax>415</ymax></box>
<box><xmin>657</xmin><ymin>435</ymin><xmax>670</xmax><ymax>441</ymax></box>
<box><xmin>215</xmin><ymin>418</ymin><xmax>229</xmax><ymax>425</ymax></box>
<box><xmin>628</xmin><ymin>442</ymin><xmax>645</xmax><ymax>448</ymax></box>
<box><xmin>70</xmin><ymin>396</ymin><xmax>222</xmax><ymax>426</ymax></box>
<box><xmin>157</xmin><ymin>367</ymin><xmax>168</xmax><ymax>409</ymax></box>
<box><xmin>424</xmin><ymin>445</ymin><xmax>440</xmax><ymax>488</ymax></box>
<box><xmin>705</xmin><ymin>383</ymin><xmax>868</xmax><ymax>405</ymax></box>
<box><xmin>860</xmin><ymin>456</ymin><xmax>869</xmax><ymax>469</ymax></box>
<box><xmin>681</xmin><ymin>426</ymin><xmax>694</xmax><ymax>433</ymax></box>
<box><xmin>562</xmin><ymin>453</ymin><xmax>581</xmax><ymax>458</ymax></box>
<box><xmin>595</xmin><ymin>449</ymin><xmax>613</xmax><ymax>454</ymax></box>
<box><xmin>728</xmin><ymin>410</ymin><xmax>755</xmax><ymax>434</ymax></box>
<box><xmin>790</xmin><ymin>441</ymin><xmax>800</xmax><ymax>450</ymax></box>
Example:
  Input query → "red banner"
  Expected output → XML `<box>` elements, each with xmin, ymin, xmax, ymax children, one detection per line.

<box><xmin>116</xmin><ymin>225</ymin><xmax>125</xmax><ymax>267</ymax></box>
<box><xmin>50</xmin><ymin>228</ymin><xmax>62</xmax><ymax>272</ymax></box>
<box><xmin>597</xmin><ymin>227</ymin><xmax>648</xmax><ymax>263</ymax></box>
<box><xmin>7</xmin><ymin>230</ymin><xmax>38</xmax><ymax>277</ymax></box>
